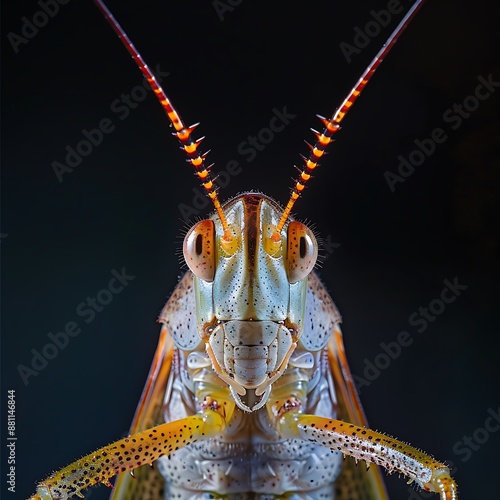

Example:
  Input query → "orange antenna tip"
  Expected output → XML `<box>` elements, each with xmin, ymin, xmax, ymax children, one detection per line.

<box><xmin>202</xmin><ymin>179</ymin><xmax>214</xmax><ymax>190</ymax></box>
<box><xmin>192</xmin><ymin>158</ymin><xmax>205</xmax><ymax>168</ymax></box>
<box><xmin>317</xmin><ymin>115</ymin><xmax>341</xmax><ymax>133</ymax></box>
<box><xmin>311</xmin><ymin>128</ymin><xmax>333</xmax><ymax>146</ymax></box>
<box><xmin>182</xmin><ymin>143</ymin><xmax>199</xmax><ymax>154</ymax></box>
<box><xmin>176</xmin><ymin>129</ymin><xmax>190</xmax><ymax>141</ymax></box>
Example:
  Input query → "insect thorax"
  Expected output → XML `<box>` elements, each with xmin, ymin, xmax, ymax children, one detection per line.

<box><xmin>157</xmin><ymin>343</ymin><xmax>343</xmax><ymax>498</ymax></box>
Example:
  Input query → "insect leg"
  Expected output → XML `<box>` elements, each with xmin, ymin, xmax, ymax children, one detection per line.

<box><xmin>28</xmin><ymin>409</ymin><xmax>227</xmax><ymax>500</ymax></box>
<box><xmin>276</xmin><ymin>409</ymin><xmax>457</xmax><ymax>500</ymax></box>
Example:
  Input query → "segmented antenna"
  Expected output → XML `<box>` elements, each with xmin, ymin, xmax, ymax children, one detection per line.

<box><xmin>93</xmin><ymin>0</ymin><xmax>232</xmax><ymax>241</ymax></box>
<box><xmin>275</xmin><ymin>0</ymin><xmax>426</xmax><ymax>233</ymax></box>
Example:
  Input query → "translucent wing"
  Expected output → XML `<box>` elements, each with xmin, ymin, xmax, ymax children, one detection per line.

<box><xmin>308</xmin><ymin>272</ymin><xmax>389</xmax><ymax>499</ymax></box>
<box><xmin>111</xmin><ymin>272</ymin><xmax>196</xmax><ymax>499</ymax></box>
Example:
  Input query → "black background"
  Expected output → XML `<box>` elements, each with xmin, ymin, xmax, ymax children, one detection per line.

<box><xmin>2</xmin><ymin>0</ymin><xmax>499</xmax><ymax>498</ymax></box>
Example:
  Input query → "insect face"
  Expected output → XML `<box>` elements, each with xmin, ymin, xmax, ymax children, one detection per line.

<box><xmin>183</xmin><ymin>194</ymin><xmax>318</xmax><ymax>411</ymax></box>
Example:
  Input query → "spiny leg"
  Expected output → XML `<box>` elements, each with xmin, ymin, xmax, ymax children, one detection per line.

<box><xmin>277</xmin><ymin>409</ymin><xmax>457</xmax><ymax>500</ymax></box>
<box><xmin>28</xmin><ymin>410</ymin><xmax>227</xmax><ymax>500</ymax></box>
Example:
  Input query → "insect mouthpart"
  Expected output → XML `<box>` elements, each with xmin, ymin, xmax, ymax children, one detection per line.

<box><xmin>204</xmin><ymin>319</ymin><xmax>297</xmax><ymax>412</ymax></box>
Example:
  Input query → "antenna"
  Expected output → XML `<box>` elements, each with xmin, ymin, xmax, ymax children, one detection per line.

<box><xmin>275</xmin><ymin>0</ymin><xmax>426</xmax><ymax>233</ymax></box>
<box><xmin>93</xmin><ymin>0</ymin><xmax>232</xmax><ymax>242</ymax></box>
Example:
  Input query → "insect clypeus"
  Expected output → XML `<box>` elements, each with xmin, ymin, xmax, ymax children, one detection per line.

<box><xmin>28</xmin><ymin>0</ymin><xmax>458</xmax><ymax>499</ymax></box>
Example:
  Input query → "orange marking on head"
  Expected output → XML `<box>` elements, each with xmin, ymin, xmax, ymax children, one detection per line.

<box><xmin>271</xmin><ymin>231</ymin><xmax>281</xmax><ymax>243</ymax></box>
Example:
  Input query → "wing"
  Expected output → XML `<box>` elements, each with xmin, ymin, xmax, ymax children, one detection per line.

<box><xmin>308</xmin><ymin>272</ymin><xmax>389</xmax><ymax>499</ymax></box>
<box><xmin>111</xmin><ymin>272</ymin><xmax>196</xmax><ymax>500</ymax></box>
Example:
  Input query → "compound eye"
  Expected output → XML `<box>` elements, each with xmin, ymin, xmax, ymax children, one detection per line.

<box><xmin>183</xmin><ymin>220</ymin><xmax>216</xmax><ymax>282</ymax></box>
<box><xmin>286</xmin><ymin>221</ymin><xmax>318</xmax><ymax>284</ymax></box>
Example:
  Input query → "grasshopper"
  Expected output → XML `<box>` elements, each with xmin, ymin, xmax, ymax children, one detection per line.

<box><xmin>29</xmin><ymin>0</ymin><xmax>458</xmax><ymax>498</ymax></box>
